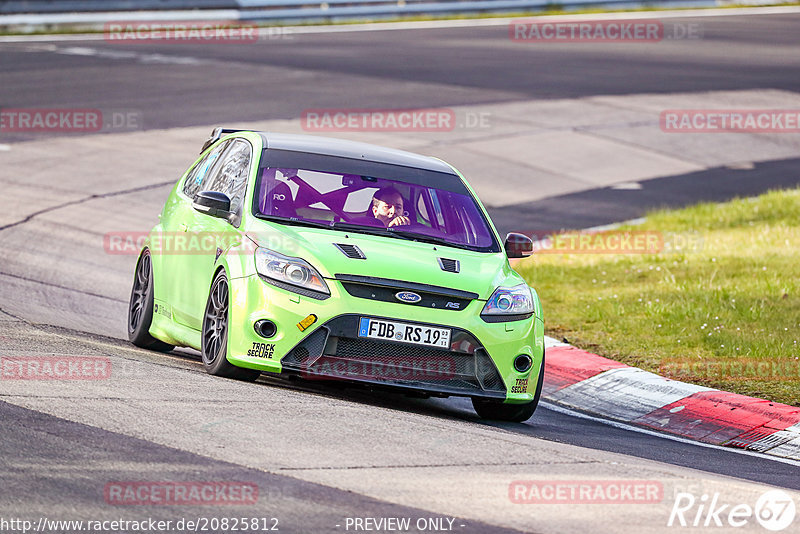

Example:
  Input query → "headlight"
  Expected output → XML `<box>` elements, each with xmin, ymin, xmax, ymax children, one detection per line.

<box><xmin>481</xmin><ymin>284</ymin><xmax>534</xmax><ymax>316</ymax></box>
<box><xmin>255</xmin><ymin>248</ymin><xmax>329</xmax><ymax>295</ymax></box>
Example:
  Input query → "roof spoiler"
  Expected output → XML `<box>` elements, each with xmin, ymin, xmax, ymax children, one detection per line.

<box><xmin>200</xmin><ymin>127</ymin><xmax>249</xmax><ymax>154</ymax></box>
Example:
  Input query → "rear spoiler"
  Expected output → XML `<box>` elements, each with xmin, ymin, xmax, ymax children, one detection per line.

<box><xmin>200</xmin><ymin>127</ymin><xmax>250</xmax><ymax>154</ymax></box>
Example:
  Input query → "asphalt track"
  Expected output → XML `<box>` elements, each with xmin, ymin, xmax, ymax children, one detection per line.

<box><xmin>2</xmin><ymin>12</ymin><xmax>800</xmax><ymax>129</ymax></box>
<box><xmin>2</xmin><ymin>9</ymin><xmax>800</xmax><ymax>533</ymax></box>
<box><xmin>3</xmin><ymin>10</ymin><xmax>800</xmax><ymax>227</ymax></box>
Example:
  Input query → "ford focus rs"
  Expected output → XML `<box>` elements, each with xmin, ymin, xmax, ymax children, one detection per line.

<box><xmin>128</xmin><ymin>128</ymin><xmax>544</xmax><ymax>421</ymax></box>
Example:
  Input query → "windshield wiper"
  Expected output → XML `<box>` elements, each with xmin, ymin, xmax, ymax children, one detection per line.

<box><xmin>329</xmin><ymin>222</ymin><xmax>407</xmax><ymax>240</ymax></box>
<box><xmin>256</xmin><ymin>215</ymin><xmax>407</xmax><ymax>239</ymax></box>
<box><xmin>255</xmin><ymin>216</ymin><xmax>472</xmax><ymax>249</ymax></box>
<box><xmin>386</xmin><ymin>229</ymin><xmax>474</xmax><ymax>250</ymax></box>
<box><xmin>254</xmin><ymin>214</ymin><xmax>332</xmax><ymax>230</ymax></box>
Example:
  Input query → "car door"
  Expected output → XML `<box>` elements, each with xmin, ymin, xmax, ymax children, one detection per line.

<box><xmin>172</xmin><ymin>139</ymin><xmax>253</xmax><ymax>330</ymax></box>
<box><xmin>159</xmin><ymin>140</ymin><xmax>229</xmax><ymax>328</ymax></box>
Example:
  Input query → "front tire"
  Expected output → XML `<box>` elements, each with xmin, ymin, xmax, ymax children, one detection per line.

<box><xmin>201</xmin><ymin>270</ymin><xmax>260</xmax><ymax>382</ymax></box>
<box><xmin>128</xmin><ymin>249</ymin><xmax>174</xmax><ymax>352</ymax></box>
<box><xmin>472</xmin><ymin>349</ymin><xmax>545</xmax><ymax>422</ymax></box>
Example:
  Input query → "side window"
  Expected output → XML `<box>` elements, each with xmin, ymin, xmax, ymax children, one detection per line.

<box><xmin>183</xmin><ymin>141</ymin><xmax>229</xmax><ymax>198</ymax></box>
<box><xmin>205</xmin><ymin>139</ymin><xmax>252</xmax><ymax>226</ymax></box>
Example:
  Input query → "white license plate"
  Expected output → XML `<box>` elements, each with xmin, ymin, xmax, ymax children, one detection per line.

<box><xmin>358</xmin><ymin>318</ymin><xmax>451</xmax><ymax>349</ymax></box>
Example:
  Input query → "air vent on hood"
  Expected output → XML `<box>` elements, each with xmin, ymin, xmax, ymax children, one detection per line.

<box><xmin>438</xmin><ymin>258</ymin><xmax>460</xmax><ymax>273</ymax></box>
<box><xmin>334</xmin><ymin>243</ymin><xmax>366</xmax><ymax>259</ymax></box>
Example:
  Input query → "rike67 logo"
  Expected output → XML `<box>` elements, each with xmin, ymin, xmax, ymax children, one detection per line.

<box><xmin>668</xmin><ymin>489</ymin><xmax>796</xmax><ymax>531</ymax></box>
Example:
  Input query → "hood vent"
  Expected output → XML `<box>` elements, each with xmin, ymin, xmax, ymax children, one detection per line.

<box><xmin>438</xmin><ymin>258</ymin><xmax>460</xmax><ymax>273</ymax></box>
<box><xmin>334</xmin><ymin>243</ymin><xmax>366</xmax><ymax>260</ymax></box>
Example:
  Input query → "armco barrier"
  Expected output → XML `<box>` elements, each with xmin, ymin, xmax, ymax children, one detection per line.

<box><xmin>0</xmin><ymin>0</ymin><xmax>718</xmax><ymax>22</ymax></box>
<box><xmin>240</xmin><ymin>0</ymin><xmax>715</xmax><ymax>22</ymax></box>
<box><xmin>0</xmin><ymin>1</ymin><xmax>238</xmax><ymax>13</ymax></box>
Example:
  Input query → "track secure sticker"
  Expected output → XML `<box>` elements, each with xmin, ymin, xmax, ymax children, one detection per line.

<box><xmin>511</xmin><ymin>377</ymin><xmax>529</xmax><ymax>393</ymax></box>
<box><xmin>247</xmin><ymin>342</ymin><xmax>275</xmax><ymax>359</ymax></box>
<box><xmin>153</xmin><ymin>302</ymin><xmax>171</xmax><ymax>318</ymax></box>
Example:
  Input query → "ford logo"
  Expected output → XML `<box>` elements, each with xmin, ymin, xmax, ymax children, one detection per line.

<box><xmin>395</xmin><ymin>291</ymin><xmax>422</xmax><ymax>303</ymax></box>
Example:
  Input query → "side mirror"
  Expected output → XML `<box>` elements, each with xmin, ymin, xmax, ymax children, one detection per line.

<box><xmin>193</xmin><ymin>191</ymin><xmax>231</xmax><ymax>220</ymax></box>
<box><xmin>504</xmin><ymin>232</ymin><xmax>533</xmax><ymax>258</ymax></box>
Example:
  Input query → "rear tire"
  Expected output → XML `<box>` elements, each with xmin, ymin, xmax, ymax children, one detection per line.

<box><xmin>472</xmin><ymin>349</ymin><xmax>545</xmax><ymax>422</ymax></box>
<box><xmin>128</xmin><ymin>249</ymin><xmax>175</xmax><ymax>352</ymax></box>
<box><xmin>201</xmin><ymin>270</ymin><xmax>260</xmax><ymax>382</ymax></box>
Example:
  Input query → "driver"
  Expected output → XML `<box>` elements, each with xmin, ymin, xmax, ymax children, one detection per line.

<box><xmin>371</xmin><ymin>187</ymin><xmax>410</xmax><ymax>227</ymax></box>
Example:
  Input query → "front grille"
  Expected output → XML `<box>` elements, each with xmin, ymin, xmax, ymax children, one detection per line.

<box><xmin>340</xmin><ymin>282</ymin><xmax>471</xmax><ymax>311</ymax></box>
<box><xmin>335</xmin><ymin>274</ymin><xmax>476</xmax><ymax>311</ymax></box>
<box><xmin>286</xmin><ymin>327</ymin><xmax>329</xmax><ymax>365</ymax></box>
<box><xmin>281</xmin><ymin>315</ymin><xmax>506</xmax><ymax>397</ymax></box>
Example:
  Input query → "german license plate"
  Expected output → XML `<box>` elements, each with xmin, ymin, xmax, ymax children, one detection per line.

<box><xmin>358</xmin><ymin>318</ymin><xmax>451</xmax><ymax>349</ymax></box>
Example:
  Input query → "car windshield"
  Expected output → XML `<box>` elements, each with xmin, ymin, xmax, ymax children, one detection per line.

<box><xmin>253</xmin><ymin>166</ymin><xmax>498</xmax><ymax>252</ymax></box>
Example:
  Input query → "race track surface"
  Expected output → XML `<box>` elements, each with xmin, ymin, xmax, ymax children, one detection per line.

<box><xmin>2</xmin><ymin>10</ymin><xmax>799</xmax><ymax>533</ymax></box>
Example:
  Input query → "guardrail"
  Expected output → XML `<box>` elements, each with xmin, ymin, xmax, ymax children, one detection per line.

<box><xmin>0</xmin><ymin>1</ymin><xmax>237</xmax><ymax>13</ymax></box>
<box><xmin>0</xmin><ymin>0</ymin><xmax>722</xmax><ymax>22</ymax></box>
<box><xmin>242</xmin><ymin>0</ymin><xmax>716</xmax><ymax>22</ymax></box>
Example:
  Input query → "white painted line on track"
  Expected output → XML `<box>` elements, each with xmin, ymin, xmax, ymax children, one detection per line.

<box><xmin>540</xmin><ymin>400</ymin><xmax>800</xmax><ymax>468</ymax></box>
<box><xmin>1</xmin><ymin>6</ymin><xmax>800</xmax><ymax>42</ymax></box>
<box><xmin>0</xmin><ymin>144</ymin><xmax>11</xmax><ymax>151</ymax></box>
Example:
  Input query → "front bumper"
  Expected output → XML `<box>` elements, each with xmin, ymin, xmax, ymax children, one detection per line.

<box><xmin>227</xmin><ymin>274</ymin><xmax>544</xmax><ymax>402</ymax></box>
<box><xmin>280</xmin><ymin>314</ymin><xmax>507</xmax><ymax>399</ymax></box>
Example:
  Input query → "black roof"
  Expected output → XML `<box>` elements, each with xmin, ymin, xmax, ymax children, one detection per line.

<box><xmin>257</xmin><ymin>132</ymin><xmax>458</xmax><ymax>176</ymax></box>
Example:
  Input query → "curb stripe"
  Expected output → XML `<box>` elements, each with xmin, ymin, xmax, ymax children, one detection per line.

<box><xmin>543</xmin><ymin>345</ymin><xmax>627</xmax><ymax>394</ymax></box>
<box><xmin>764</xmin><ymin>435</ymin><xmax>800</xmax><ymax>459</ymax></box>
<box><xmin>541</xmin><ymin>342</ymin><xmax>800</xmax><ymax>460</ymax></box>
<box><xmin>547</xmin><ymin>367</ymin><xmax>713</xmax><ymax>421</ymax></box>
<box><xmin>633</xmin><ymin>391</ymin><xmax>800</xmax><ymax>446</ymax></box>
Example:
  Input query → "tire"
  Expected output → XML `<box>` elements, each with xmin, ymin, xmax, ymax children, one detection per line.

<box><xmin>201</xmin><ymin>270</ymin><xmax>260</xmax><ymax>382</ymax></box>
<box><xmin>472</xmin><ymin>349</ymin><xmax>545</xmax><ymax>422</ymax></box>
<box><xmin>128</xmin><ymin>249</ymin><xmax>175</xmax><ymax>352</ymax></box>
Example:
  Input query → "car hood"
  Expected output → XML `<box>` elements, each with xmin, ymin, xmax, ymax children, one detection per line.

<box><xmin>245</xmin><ymin>222</ymin><xmax>517</xmax><ymax>300</ymax></box>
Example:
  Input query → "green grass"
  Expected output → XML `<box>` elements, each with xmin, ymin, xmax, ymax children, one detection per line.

<box><xmin>516</xmin><ymin>189</ymin><xmax>800</xmax><ymax>406</ymax></box>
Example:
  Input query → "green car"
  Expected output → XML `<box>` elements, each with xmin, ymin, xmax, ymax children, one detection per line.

<box><xmin>128</xmin><ymin>128</ymin><xmax>544</xmax><ymax>421</ymax></box>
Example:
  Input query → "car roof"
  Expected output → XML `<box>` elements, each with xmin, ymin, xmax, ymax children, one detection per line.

<box><xmin>255</xmin><ymin>132</ymin><xmax>457</xmax><ymax>175</ymax></box>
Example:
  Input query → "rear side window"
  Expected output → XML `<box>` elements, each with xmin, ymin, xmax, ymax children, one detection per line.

<box><xmin>182</xmin><ymin>140</ymin><xmax>229</xmax><ymax>198</ymax></box>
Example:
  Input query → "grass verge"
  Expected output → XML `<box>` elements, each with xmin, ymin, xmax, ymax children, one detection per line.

<box><xmin>515</xmin><ymin>188</ymin><xmax>800</xmax><ymax>407</ymax></box>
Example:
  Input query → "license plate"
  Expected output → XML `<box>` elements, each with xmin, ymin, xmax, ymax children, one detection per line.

<box><xmin>358</xmin><ymin>318</ymin><xmax>451</xmax><ymax>349</ymax></box>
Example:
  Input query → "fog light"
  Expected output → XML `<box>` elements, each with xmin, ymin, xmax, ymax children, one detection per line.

<box><xmin>254</xmin><ymin>320</ymin><xmax>277</xmax><ymax>338</ymax></box>
<box><xmin>513</xmin><ymin>354</ymin><xmax>532</xmax><ymax>373</ymax></box>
